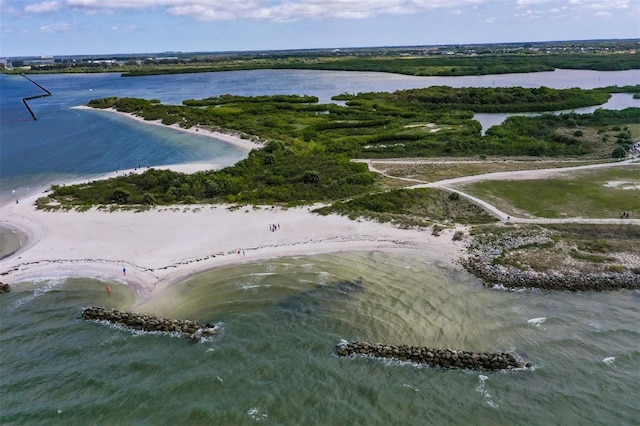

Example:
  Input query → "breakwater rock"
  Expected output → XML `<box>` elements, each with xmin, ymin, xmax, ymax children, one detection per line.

<box><xmin>0</xmin><ymin>282</ymin><xmax>11</xmax><ymax>294</ymax></box>
<box><xmin>337</xmin><ymin>341</ymin><xmax>527</xmax><ymax>370</ymax></box>
<box><xmin>463</xmin><ymin>258</ymin><xmax>640</xmax><ymax>291</ymax></box>
<box><xmin>82</xmin><ymin>307</ymin><xmax>218</xmax><ymax>341</ymax></box>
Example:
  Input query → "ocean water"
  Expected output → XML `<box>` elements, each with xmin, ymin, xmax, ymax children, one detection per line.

<box><xmin>2</xmin><ymin>252</ymin><xmax>639</xmax><ymax>425</ymax></box>
<box><xmin>1</xmin><ymin>69</ymin><xmax>640</xmax><ymax>425</ymax></box>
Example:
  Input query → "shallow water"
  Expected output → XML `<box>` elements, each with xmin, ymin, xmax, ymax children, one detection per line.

<box><xmin>2</xmin><ymin>252</ymin><xmax>638</xmax><ymax>425</ymax></box>
<box><xmin>0</xmin><ymin>225</ymin><xmax>22</xmax><ymax>260</ymax></box>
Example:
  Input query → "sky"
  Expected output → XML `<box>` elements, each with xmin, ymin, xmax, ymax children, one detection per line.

<box><xmin>1</xmin><ymin>0</ymin><xmax>639</xmax><ymax>57</ymax></box>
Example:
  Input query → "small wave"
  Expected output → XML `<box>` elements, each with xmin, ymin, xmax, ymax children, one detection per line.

<box><xmin>247</xmin><ymin>407</ymin><xmax>268</xmax><ymax>422</ymax></box>
<box><xmin>239</xmin><ymin>283</ymin><xmax>272</xmax><ymax>291</ymax></box>
<box><xmin>11</xmin><ymin>278</ymin><xmax>66</xmax><ymax>309</ymax></box>
<box><xmin>476</xmin><ymin>375</ymin><xmax>499</xmax><ymax>408</ymax></box>
<box><xmin>402</xmin><ymin>384</ymin><xmax>419</xmax><ymax>392</ymax></box>
<box><xmin>603</xmin><ymin>357</ymin><xmax>615</xmax><ymax>365</ymax></box>
<box><xmin>527</xmin><ymin>317</ymin><xmax>547</xmax><ymax>327</ymax></box>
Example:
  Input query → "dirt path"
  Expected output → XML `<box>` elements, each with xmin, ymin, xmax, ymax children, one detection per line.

<box><xmin>364</xmin><ymin>158</ymin><xmax>640</xmax><ymax>225</ymax></box>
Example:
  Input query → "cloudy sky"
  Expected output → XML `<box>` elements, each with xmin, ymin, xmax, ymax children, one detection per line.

<box><xmin>1</xmin><ymin>0</ymin><xmax>638</xmax><ymax>57</ymax></box>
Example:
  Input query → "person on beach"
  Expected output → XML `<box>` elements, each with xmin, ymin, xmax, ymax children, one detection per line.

<box><xmin>122</xmin><ymin>266</ymin><xmax>126</xmax><ymax>276</ymax></box>
<box><xmin>106</xmin><ymin>286</ymin><xmax>111</xmax><ymax>295</ymax></box>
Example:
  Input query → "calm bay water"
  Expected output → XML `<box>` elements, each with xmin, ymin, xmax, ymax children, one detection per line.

<box><xmin>1</xmin><ymin>69</ymin><xmax>639</xmax><ymax>425</ymax></box>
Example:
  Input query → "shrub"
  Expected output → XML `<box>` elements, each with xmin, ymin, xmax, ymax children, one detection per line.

<box><xmin>264</xmin><ymin>153</ymin><xmax>276</xmax><ymax>165</ymax></box>
<box><xmin>611</xmin><ymin>146</ymin><xmax>627</xmax><ymax>158</ymax></box>
<box><xmin>452</xmin><ymin>230</ymin><xmax>465</xmax><ymax>241</ymax></box>
<box><xmin>142</xmin><ymin>193</ymin><xmax>157</xmax><ymax>205</ymax></box>
<box><xmin>302</xmin><ymin>170</ymin><xmax>321</xmax><ymax>184</ymax></box>
<box><xmin>111</xmin><ymin>188</ymin><xmax>131</xmax><ymax>204</ymax></box>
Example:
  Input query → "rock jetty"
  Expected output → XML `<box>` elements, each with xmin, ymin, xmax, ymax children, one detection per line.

<box><xmin>0</xmin><ymin>282</ymin><xmax>10</xmax><ymax>294</ymax></box>
<box><xmin>463</xmin><ymin>259</ymin><xmax>640</xmax><ymax>291</ymax></box>
<box><xmin>82</xmin><ymin>306</ymin><xmax>218</xmax><ymax>341</ymax></box>
<box><xmin>337</xmin><ymin>341</ymin><xmax>527</xmax><ymax>370</ymax></box>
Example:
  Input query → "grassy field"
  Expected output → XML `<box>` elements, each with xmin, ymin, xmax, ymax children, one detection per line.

<box><xmin>314</xmin><ymin>187</ymin><xmax>497</xmax><ymax>227</ymax></box>
<box><xmin>459</xmin><ymin>165</ymin><xmax>640</xmax><ymax>218</ymax></box>
<box><xmin>370</xmin><ymin>158</ymin><xmax>612</xmax><ymax>184</ymax></box>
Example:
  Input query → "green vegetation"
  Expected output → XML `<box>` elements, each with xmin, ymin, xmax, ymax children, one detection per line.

<box><xmin>69</xmin><ymin>53</ymin><xmax>640</xmax><ymax>77</ymax></box>
<box><xmin>38</xmin><ymin>140</ymin><xmax>377</xmax><ymax>209</ymax></box>
<box><xmin>460</xmin><ymin>166</ymin><xmax>640</xmax><ymax>218</ymax></box>
<box><xmin>87</xmin><ymin>87</ymin><xmax>640</xmax><ymax>159</ymax></box>
<box><xmin>44</xmin><ymin>86</ymin><xmax>639</xmax><ymax>216</ymax></box>
<box><xmin>339</xmin><ymin>85</ymin><xmax>611</xmax><ymax>113</ymax></box>
<box><xmin>314</xmin><ymin>188</ymin><xmax>497</xmax><ymax>226</ymax></box>
<box><xmin>5</xmin><ymin>41</ymin><xmax>639</xmax><ymax>77</ymax></box>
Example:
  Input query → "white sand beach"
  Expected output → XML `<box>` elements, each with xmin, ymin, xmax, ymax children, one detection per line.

<box><xmin>1</xmin><ymin>107</ymin><xmax>466</xmax><ymax>304</ymax></box>
<box><xmin>0</xmin><ymin>194</ymin><xmax>466</xmax><ymax>304</ymax></box>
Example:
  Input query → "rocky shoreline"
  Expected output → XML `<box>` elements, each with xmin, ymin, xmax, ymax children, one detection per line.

<box><xmin>81</xmin><ymin>306</ymin><xmax>218</xmax><ymax>342</ymax></box>
<box><xmin>462</xmin><ymin>258</ymin><xmax>640</xmax><ymax>291</ymax></box>
<box><xmin>337</xmin><ymin>341</ymin><xmax>528</xmax><ymax>370</ymax></box>
<box><xmin>462</xmin><ymin>227</ymin><xmax>640</xmax><ymax>291</ymax></box>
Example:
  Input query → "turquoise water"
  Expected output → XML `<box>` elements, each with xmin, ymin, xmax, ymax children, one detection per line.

<box><xmin>2</xmin><ymin>252</ymin><xmax>638</xmax><ymax>425</ymax></box>
<box><xmin>1</xmin><ymin>69</ymin><xmax>640</xmax><ymax>425</ymax></box>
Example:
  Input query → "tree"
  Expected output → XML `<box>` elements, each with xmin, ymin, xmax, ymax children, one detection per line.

<box><xmin>111</xmin><ymin>188</ymin><xmax>131</xmax><ymax>204</ymax></box>
<box><xmin>611</xmin><ymin>146</ymin><xmax>627</xmax><ymax>159</ymax></box>
<box><xmin>264</xmin><ymin>153</ymin><xmax>276</xmax><ymax>165</ymax></box>
<box><xmin>302</xmin><ymin>170</ymin><xmax>321</xmax><ymax>184</ymax></box>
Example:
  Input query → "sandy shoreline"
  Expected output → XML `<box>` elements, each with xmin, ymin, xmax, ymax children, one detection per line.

<box><xmin>73</xmin><ymin>105</ymin><xmax>263</xmax><ymax>153</ymax></box>
<box><xmin>0</xmin><ymin>190</ymin><xmax>467</xmax><ymax>305</ymax></box>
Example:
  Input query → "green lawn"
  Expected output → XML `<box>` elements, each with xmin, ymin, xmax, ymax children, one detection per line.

<box><xmin>460</xmin><ymin>166</ymin><xmax>640</xmax><ymax>218</ymax></box>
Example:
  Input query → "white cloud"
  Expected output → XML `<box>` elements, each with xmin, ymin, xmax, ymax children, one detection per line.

<box><xmin>40</xmin><ymin>22</ymin><xmax>72</xmax><ymax>32</ymax></box>
<box><xmin>15</xmin><ymin>0</ymin><xmax>494</xmax><ymax>21</ymax></box>
<box><xmin>24</xmin><ymin>1</ymin><xmax>62</xmax><ymax>13</ymax></box>
<box><xmin>14</xmin><ymin>0</ymin><xmax>639</xmax><ymax>22</ymax></box>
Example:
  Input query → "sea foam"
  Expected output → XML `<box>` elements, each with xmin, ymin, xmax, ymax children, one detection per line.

<box><xmin>527</xmin><ymin>317</ymin><xmax>547</xmax><ymax>327</ymax></box>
